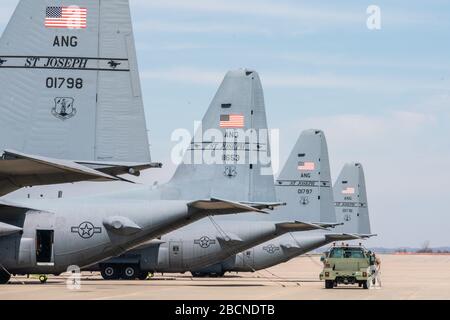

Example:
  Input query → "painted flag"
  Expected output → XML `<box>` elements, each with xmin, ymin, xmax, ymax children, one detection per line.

<box><xmin>45</xmin><ymin>6</ymin><xmax>87</xmax><ymax>29</ymax></box>
<box><xmin>298</xmin><ymin>161</ymin><xmax>315</xmax><ymax>171</ymax></box>
<box><xmin>342</xmin><ymin>187</ymin><xmax>355</xmax><ymax>194</ymax></box>
<box><xmin>220</xmin><ymin>114</ymin><xmax>244</xmax><ymax>128</ymax></box>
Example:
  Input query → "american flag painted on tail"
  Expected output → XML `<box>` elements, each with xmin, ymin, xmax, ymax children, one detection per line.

<box><xmin>298</xmin><ymin>161</ymin><xmax>315</xmax><ymax>171</ymax></box>
<box><xmin>342</xmin><ymin>187</ymin><xmax>355</xmax><ymax>194</ymax></box>
<box><xmin>45</xmin><ymin>6</ymin><xmax>87</xmax><ymax>29</ymax></box>
<box><xmin>220</xmin><ymin>114</ymin><xmax>244</xmax><ymax>128</ymax></box>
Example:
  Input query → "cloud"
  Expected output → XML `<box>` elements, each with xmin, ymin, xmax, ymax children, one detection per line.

<box><xmin>141</xmin><ymin>67</ymin><xmax>224</xmax><ymax>86</ymax></box>
<box><xmin>135</xmin><ymin>20</ymin><xmax>272</xmax><ymax>35</ymax></box>
<box><xmin>132</xmin><ymin>0</ymin><xmax>361</xmax><ymax>25</ymax></box>
<box><xmin>140</xmin><ymin>67</ymin><xmax>446</xmax><ymax>92</ymax></box>
<box><xmin>278</xmin><ymin>52</ymin><xmax>450</xmax><ymax>72</ymax></box>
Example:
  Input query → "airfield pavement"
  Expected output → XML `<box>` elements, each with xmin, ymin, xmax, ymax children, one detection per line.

<box><xmin>1</xmin><ymin>254</ymin><xmax>449</xmax><ymax>300</ymax></box>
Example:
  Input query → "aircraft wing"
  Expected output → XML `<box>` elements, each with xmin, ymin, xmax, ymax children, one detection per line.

<box><xmin>188</xmin><ymin>198</ymin><xmax>282</xmax><ymax>215</ymax></box>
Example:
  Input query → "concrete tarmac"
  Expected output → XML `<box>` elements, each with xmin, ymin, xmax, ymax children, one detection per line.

<box><xmin>1</xmin><ymin>254</ymin><xmax>449</xmax><ymax>300</ymax></box>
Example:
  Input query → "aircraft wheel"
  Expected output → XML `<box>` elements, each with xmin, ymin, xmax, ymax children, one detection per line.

<box><xmin>138</xmin><ymin>271</ymin><xmax>149</xmax><ymax>280</ymax></box>
<box><xmin>101</xmin><ymin>265</ymin><xmax>120</xmax><ymax>280</ymax></box>
<box><xmin>122</xmin><ymin>265</ymin><xmax>139</xmax><ymax>280</ymax></box>
<box><xmin>191</xmin><ymin>272</ymin><xmax>206</xmax><ymax>278</ymax></box>
<box><xmin>0</xmin><ymin>270</ymin><xmax>10</xmax><ymax>284</ymax></box>
<box><xmin>325</xmin><ymin>280</ymin><xmax>334</xmax><ymax>289</ymax></box>
<box><xmin>39</xmin><ymin>275</ymin><xmax>48</xmax><ymax>284</ymax></box>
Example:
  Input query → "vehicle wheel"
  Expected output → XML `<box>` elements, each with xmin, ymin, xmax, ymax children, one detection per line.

<box><xmin>39</xmin><ymin>275</ymin><xmax>48</xmax><ymax>284</ymax></box>
<box><xmin>138</xmin><ymin>271</ymin><xmax>149</xmax><ymax>280</ymax></box>
<box><xmin>363</xmin><ymin>281</ymin><xmax>369</xmax><ymax>289</ymax></box>
<box><xmin>325</xmin><ymin>280</ymin><xmax>334</xmax><ymax>289</ymax></box>
<box><xmin>0</xmin><ymin>270</ymin><xmax>10</xmax><ymax>284</ymax></box>
<box><xmin>101</xmin><ymin>265</ymin><xmax>120</xmax><ymax>280</ymax></box>
<box><xmin>191</xmin><ymin>272</ymin><xmax>206</xmax><ymax>278</ymax></box>
<box><xmin>122</xmin><ymin>265</ymin><xmax>139</xmax><ymax>280</ymax></box>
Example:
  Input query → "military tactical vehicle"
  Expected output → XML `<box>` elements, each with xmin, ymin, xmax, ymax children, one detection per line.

<box><xmin>320</xmin><ymin>244</ymin><xmax>372</xmax><ymax>289</ymax></box>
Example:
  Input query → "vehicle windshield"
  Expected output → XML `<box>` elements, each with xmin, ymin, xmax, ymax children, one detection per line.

<box><xmin>329</xmin><ymin>247</ymin><xmax>366</xmax><ymax>259</ymax></box>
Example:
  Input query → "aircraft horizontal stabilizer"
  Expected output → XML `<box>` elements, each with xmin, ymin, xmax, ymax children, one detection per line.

<box><xmin>0</xmin><ymin>198</ymin><xmax>42</xmax><ymax>211</ymax></box>
<box><xmin>357</xmin><ymin>234</ymin><xmax>378</xmax><ymax>239</ymax></box>
<box><xmin>313</xmin><ymin>222</ymin><xmax>344</xmax><ymax>229</ymax></box>
<box><xmin>276</xmin><ymin>221</ymin><xmax>328</xmax><ymax>232</ymax></box>
<box><xmin>0</xmin><ymin>150</ymin><xmax>119</xmax><ymax>196</ymax></box>
<box><xmin>325</xmin><ymin>233</ymin><xmax>377</xmax><ymax>242</ymax></box>
<box><xmin>0</xmin><ymin>150</ymin><xmax>161</xmax><ymax>196</ymax></box>
<box><xmin>188</xmin><ymin>198</ymin><xmax>282</xmax><ymax>215</ymax></box>
<box><xmin>325</xmin><ymin>233</ymin><xmax>362</xmax><ymax>241</ymax></box>
<box><xmin>77</xmin><ymin>160</ymin><xmax>162</xmax><ymax>177</ymax></box>
<box><xmin>0</xmin><ymin>222</ymin><xmax>23</xmax><ymax>237</ymax></box>
<box><xmin>239</xmin><ymin>201</ymin><xmax>286</xmax><ymax>211</ymax></box>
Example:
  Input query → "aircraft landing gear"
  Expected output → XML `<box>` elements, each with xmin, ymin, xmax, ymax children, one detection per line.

<box><xmin>100</xmin><ymin>264</ymin><xmax>121</xmax><ymax>280</ymax></box>
<box><xmin>138</xmin><ymin>271</ymin><xmax>149</xmax><ymax>280</ymax></box>
<box><xmin>39</xmin><ymin>275</ymin><xmax>48</xmax><ymax>284</ymax></box>
<box><xmin>122</xmin><ymin>265</ymin><xmax>139</xmax><ymax>280</ymax></box>
<box><xmin>0</xmin><ymin>269</ymin><xmax>11</xmax><ymax>284</ymax></box>
<box><xmin>191</xmin><ymin>272</ymin><xmax>225</xmax><ymax>278</ymax></box>
<box><xmin>191</xmin><ymin>272</ymin><xmax>207</xmax><ymax>278</ymax></box>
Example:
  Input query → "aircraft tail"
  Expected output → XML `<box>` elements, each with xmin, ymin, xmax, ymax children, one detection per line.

<box><xmin>333</xmin><ymin>163</ymin><xmax>372</xmax><ymax>234</ymax></box>
<box><xmin>163</xmin><ymin>69</ymin><xmax>276</xmax><ymax>203</ymax></box>
<box><xmin>0</xmin><ymin>0</ymin><xmax>151</xmax><ymax>163</ymax></box>
<box><xmin>274</xmin><ymin>130</ymin><xmax>336</xmax><ymax>223</ymax></box>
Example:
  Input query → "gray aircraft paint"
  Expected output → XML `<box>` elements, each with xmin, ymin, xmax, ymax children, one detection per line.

<box><xmin>273</xmin><ymin>129</ymin><xmax>335</xmax><ymax>223</ymax></box>
<box><xmin>0</xmin><ymin>0</ymin><xmax>150</xmax><ymax>163</ymax></box>
<box><xmin>94</xmin><ymin>130</ymin><xmax>336</xmax><ymax>275</ymax></box>
<box><xmin>220</xmin><ymin>162</ymin><xmax>373</xmax><ymax>273</ymax></box>
<box><xmin>0</xmin><ymin>0</ymin><xmax>278</xmax><ymax>282</ymax></box>
<box><xmin>160</xmin><ymin>69</ymin><xmax>276</xmax><ymax>203</ymax></box>
<box><xmin>332</xmin><ymin>163</ymin><xmax>371</xmax><ymax>235</ymax></box>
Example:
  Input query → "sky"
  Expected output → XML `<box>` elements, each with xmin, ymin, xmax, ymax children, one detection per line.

<box><xmin>1</xmin><ymin>0</ymin><xmax>450</xmax><ymax>248</ymax></box>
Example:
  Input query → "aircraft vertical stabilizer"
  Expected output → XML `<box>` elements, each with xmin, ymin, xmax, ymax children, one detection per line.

<box><xmin>274</xmin><ymin>130</ymin><xmax>336</xmax><ymax>223</ymax></box>
<box><xmin>333</xmin><ymin>163</ymin><xmax>371</xmax><ymax>234</ymax></box>
<box><xmin>0</xmin><ymin>0</ymin><xmax>150</xmax><ymax>163</ymax></box>
<box><xmin>163</xmin><ymin>69</ymin><xmax>276</xmax><ymax>203</ymax></box>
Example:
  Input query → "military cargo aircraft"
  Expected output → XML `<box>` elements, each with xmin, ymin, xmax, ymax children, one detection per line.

<box><xmin>0</xmin><ymin>0</ymin><xmax>284</xmax><ymax>284</ymax></box>
<box><xmin>90</xmin><ymin>130</ymin><xmax>356</xmax><ymax>279</ymax></box>
<box><xmin>213</xmin><ymin>162</ymin><xmax>374</xmax><ymax>274</ymax></box>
